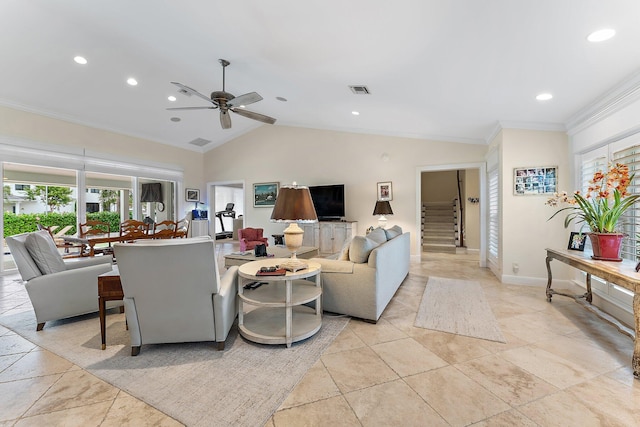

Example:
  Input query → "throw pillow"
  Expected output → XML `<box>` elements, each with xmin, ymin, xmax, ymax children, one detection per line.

<box><xmin>25</xmin><ymin>231</ymin><xmax>66</xmax><ymax>275</ymax></box>
<box><xmin>368</xmin><ymin>227</ymin><xmax>387</xmax><ymax>244</ymax></box>
<box><xmin>337</xmin><ymin>239</ymin><xmax>351</xmax><ymax>261</ymax></box>
<box><xmin>384</xmin><ymin>225</ymin><xmax>403</xmax><ymax>240</ymax></box>
<box><xmin>349</xmin><ymin>235</ymin><xmax>379</xmax><ymax>263</ymax></box>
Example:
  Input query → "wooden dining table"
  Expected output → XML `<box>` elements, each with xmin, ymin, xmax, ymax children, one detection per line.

<box><xmin>86</xmin><ymin>232</ymin><xmax>154</xmax><ymax>256</ymax></box>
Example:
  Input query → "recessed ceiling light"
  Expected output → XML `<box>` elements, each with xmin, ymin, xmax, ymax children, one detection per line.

<box><xmin>536</xmin><ymin>93</ymin><xmax>553</xmax><ymax>101</ymax></box>
<box><xmin>170</xmin><ymin>117</ymin><xmax>181</xmax><ymax>122</ymax></box>
<box><xmin>239</xmin><ymin>105</ymin><xmax>245</xmax><ymax>109</ymax></box>
<box><xmin>126</xmin><ymin>77</ymin><xmax>138</xmax><ymax>86</ymax></box>
<box><xmin>73</xmin><ymin>56</ymin><xmax>87</xmax><ymax>65</ymax></box>
<box><xmin>587</xmin><ymin>28</ymin><xmax>615</xmax><ymax>42</ymax></box>
<box><xmin>276</xmin><ymin>96</ymin><xmax>287</xmax><ymax>102</ymax></box>
<box><xmin>167</xmin><ymin>95</ymin><xmax>177</xmax><ymax>102</ymax></box>
<box><xmin>352</xmin><ymin>111</ymin><xmax>360</xmax><ymax>115</ymax></box>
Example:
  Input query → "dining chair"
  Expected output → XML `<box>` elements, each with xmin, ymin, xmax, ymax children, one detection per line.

<box><xmin>153</xmin><ymin>220</ymin><xmax>177</xmax><ymax>239</ymax></box>
<box><xmin>119</xmin><ymin>219</ymin><xmax>150</xmax><ymax>241</ymax></box>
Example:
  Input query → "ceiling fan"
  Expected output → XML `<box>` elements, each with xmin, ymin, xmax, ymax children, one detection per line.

<box><xmin>167</xmin><ymin>59</ymin><xmax>276</xmax><ymax>129</ymax></box>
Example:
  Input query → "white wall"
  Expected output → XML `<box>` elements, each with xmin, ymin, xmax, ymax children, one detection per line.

<box><xmin>203</xmin><ymin>125</ymin><xmax>489</xmax><ymax>255</ymax></box>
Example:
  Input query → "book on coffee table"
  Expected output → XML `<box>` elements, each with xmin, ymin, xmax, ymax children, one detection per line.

<box><xmin>255</xmin><ymin>268</ymin><xmax>287</xmax><ymax>276</ymax></box>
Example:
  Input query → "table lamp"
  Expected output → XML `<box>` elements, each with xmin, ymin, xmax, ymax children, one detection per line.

<box><xmin>373</xmin><ymin>200</ymin><xmax>393</xmax><ymax>228</ymax></box>
<box><xmin>270</xmin><ymin>183</ymin><xmax>318</xmax><ymax>271</ymax></box>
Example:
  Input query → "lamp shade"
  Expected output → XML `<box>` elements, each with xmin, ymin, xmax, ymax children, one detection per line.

<box><xmin>373</xmin><ymin>200</ymin><xmax>393</xmax><ymax>216</ymax></box>
<box><xmin>270</xmin><ymin>185</ymin><xmax>318</xmax><ymax>223</ymax></box>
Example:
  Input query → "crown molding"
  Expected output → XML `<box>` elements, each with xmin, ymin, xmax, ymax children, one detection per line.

<box><xmin>566</xmin><ymin>70</ymin><xmax>640</xmax><ymax>136</ymax></box>
<box><xmin>485</xmin><ymin>120</ymin><xmax>566</xmax><ymax>143</ymax></box>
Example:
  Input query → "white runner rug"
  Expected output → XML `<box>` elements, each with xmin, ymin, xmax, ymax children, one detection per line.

<box><xmin>415</xmin><ymin>276</ymin><xmax>506</xmax><ymax>343</ymax></box>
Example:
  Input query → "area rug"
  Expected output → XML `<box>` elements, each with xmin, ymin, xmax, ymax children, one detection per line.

<box><xmin>414</xmin><ymin>276</ymin><xmax>506</xmax><ymax>343</ymax></box>
<box><xmin>0</xmin><ymin>309</ymin><xmax>349</xmax><ymax>427</ymax></box>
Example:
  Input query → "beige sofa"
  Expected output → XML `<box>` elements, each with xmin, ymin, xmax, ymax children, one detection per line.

<box><xmin>311</xmin><ymin>226</ymin><xmax>410</xmax><ymax>322</ymax></box>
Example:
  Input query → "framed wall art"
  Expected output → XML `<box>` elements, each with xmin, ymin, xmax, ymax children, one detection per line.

<box><xmin>377</xmin><ymin>181</ymin><xmax>393</xmax><ymax>201</ymax></box>
<box><xmin>254</xmin><ymin>182</ymin><xmax>279</xmax><ymax>207</ymax></box>
<box><xmin>514</xmin><ymin>166</ymin><xmax>557</xmax><ymax>195</ymax></box>
<box><xmin>567</xmin><ymin>232</ymin><xmax>586</xmax><ymax>251</ymax></box>
<box><xmin>185</xmin><ymin>188</ymin><xmax>200</xmax><ymax>202</ymax></box>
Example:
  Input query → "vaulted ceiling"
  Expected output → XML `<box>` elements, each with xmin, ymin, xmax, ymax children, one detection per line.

<box><xmin>2</xmin><ymin>1</ymin><xmax>640</xmax><ymax>152</ymax></box>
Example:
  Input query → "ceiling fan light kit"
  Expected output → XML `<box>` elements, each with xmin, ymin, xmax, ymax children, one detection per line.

<box><xmin>167</xmin><ymin>59</ymin><xmax>276</xmax><ymax>129</ymax></box>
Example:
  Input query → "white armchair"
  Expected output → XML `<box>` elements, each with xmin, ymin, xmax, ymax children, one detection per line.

<box><xmin>6</xmin><ymin>230</ymin><xmax>116</xmax><ymax>330</ymax></box>
<box><xmin>113</xmin><ymin>237</ymin><xmax>239</xmax><ymax>356</ymax></box>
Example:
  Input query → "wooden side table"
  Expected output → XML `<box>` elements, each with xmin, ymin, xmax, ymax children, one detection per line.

<box><xmin>238</xmin><ymin>258</ymin><xmax>322</xmax><ymax>348</ymax></box>
<box><xmin>97</xmin><ymin>266</ymin><xmax>124</xmax><ymax>350</ymax></box>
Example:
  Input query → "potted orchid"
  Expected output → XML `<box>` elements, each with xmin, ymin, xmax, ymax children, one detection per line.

<box><xmin>546</xmin><ymin>162</ymin><xmax>640</xmax><ymax>260</ymax></box>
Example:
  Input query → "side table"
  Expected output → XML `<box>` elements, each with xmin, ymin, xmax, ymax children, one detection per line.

<box><xmin>98</xmin><ymin>266</ymin><xmax>124</xmax><ymax>350</ymax></box>
<box><xmin>238</xmin><ymin>258</ymin><xmax>322</xmax><ymax>348</ymax></box>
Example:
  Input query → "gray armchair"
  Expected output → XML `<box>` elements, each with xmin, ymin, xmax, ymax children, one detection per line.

<box><xmin>113</xmin><ymin>237</ymin><xmax>239</xmax><ymax>356</ymax></box>
<box><xmin>5</xmin><ymin>230</ymin><xmax>116</xmax><ymax>330</ymax></box>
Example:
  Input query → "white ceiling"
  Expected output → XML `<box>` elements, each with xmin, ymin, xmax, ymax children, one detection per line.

<box><xmin>2</xmin><ymin>0</ymin><xmax>640</xmax><ymax>152</ymax></box>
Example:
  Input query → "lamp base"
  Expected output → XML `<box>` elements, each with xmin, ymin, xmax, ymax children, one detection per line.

<box><xmin>279</xmin><ymin>253</ymin><xmax>308</xmax><ymax>272</ymax></box>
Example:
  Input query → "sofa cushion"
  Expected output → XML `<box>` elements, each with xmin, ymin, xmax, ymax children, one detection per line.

<box><xmin>368</xmin><ymin>227</ymin><xmax>388</xmax><ymax>244</ymax></box>
<box><xmin>25</xmin><ymin>231</ymin><xmax>66</xmax><ymax>275</ymax></box>
<box><xmin>349</xmin><ymin>235</ymin><xmax>380</xmax><ymax>263</ymax></box>
<box><xmin>337</xmin><ymin>239</ymin><xmax>351</xmax><ymax>261</ymax></box>
<box><xmin>384</xmin><ymin>225</ymin><xmax>403</xmax><ymax>240</ymax></box>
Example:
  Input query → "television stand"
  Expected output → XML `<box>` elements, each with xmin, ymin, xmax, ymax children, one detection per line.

<box><xmin>301</xmin><ymin>221</ymin><xmax>357</xmax><ymax>255</ymax></box>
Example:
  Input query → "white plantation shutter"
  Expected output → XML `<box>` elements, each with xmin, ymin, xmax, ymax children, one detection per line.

<box><xmin>613</xmin><ymin>145</ymin><xmax>640</xmax><ymax>261</ymax></box>
<box><xmin>488</xmin><ymin>167</ymin><xmax>499</xmax><ymax>265</ymax></box>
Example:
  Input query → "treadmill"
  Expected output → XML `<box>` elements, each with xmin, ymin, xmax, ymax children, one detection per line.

<box><xmin>215</xmin><ymin>203</ymin><xmax>236</xmax><ymax>240</ymax></box>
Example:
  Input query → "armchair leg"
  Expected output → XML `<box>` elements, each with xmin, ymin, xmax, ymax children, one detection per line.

<box><xmin>131</xmin><ymin>346</ymin><xmax>140</xmax><ymax>356</ymax></box>
<box><xmin>36</xmin><ymin>322</ymin><xmax>45</xmax><ymax>331</ymax></box>
<box><xmin>216</xmin><ymin>341</ymin><xmax>225</xmax><ymax>351</ymax></box>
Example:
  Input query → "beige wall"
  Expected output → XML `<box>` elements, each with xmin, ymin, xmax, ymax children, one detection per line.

<box><xmin>203</xmin><ymin>125</ymin><xmax>488</xmax><ymax>254</ymax></box>
<box><xmin>0</xmin><ymin>106</ymin><xmax>203</xmax><ymax>218</ymax></box>
<box><xmin>421</xmin><ymin>170</ymin><xmax>459</xmax><ymax>202</ymax></box>
<box><xmin>499</xmin><ymin>128</ymin><xmax>570</xmax><ymax>283</ymax></box>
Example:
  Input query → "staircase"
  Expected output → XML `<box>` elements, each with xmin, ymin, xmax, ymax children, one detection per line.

<box><xmin>421</xmin><ymin>200</ymin><xmax>458</xmax><ymax>253</ymax></box>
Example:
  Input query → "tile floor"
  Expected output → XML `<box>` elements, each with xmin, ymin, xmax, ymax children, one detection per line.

<box><xmin>0</xmin><ymin>243</ymin><xmax>639</xmax><ymax>426</ymax></box>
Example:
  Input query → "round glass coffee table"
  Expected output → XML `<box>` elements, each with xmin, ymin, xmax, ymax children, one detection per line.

<box><xmin>237</xmin><ymin>258</ymin><xmax>322</xmax><ymax>348</ymax></box>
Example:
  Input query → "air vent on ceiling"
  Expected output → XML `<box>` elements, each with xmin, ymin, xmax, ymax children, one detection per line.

<box><xmin>189</xmin><ymin>138</ymin><xmax>211</xmax><ymax>147</ymax></box>
<box><xmin>349</xmin><ymin>85</ymin><xmax>370</xmax><ymax>95</ymax></box>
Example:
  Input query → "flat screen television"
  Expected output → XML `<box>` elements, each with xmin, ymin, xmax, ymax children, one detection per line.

<box><xmin>309</xmin><ymin>184</ymin><xmax>345</xmax><ymax>221</ymax></box>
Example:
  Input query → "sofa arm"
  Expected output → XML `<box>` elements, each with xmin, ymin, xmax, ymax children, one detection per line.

<box><xmin>25</xmin><ymin>263</ymin><xmax>114</xmax><ymax>324</ymax></box>
<box><xmin>310</xmin><ymin>258</ymin><xmax>354</xmax><ymax>273</ymax></box>
<box><xmin>213</xmin><ymin>265</ymin><xmax>239</xmax><ymax>342</ymax></box>
<box><xmin>64</xmin><ymin>254</ymin><xmax>113</xmax><ymax>270</ymax></box>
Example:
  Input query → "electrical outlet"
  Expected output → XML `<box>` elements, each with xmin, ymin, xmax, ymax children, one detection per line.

<box><xmin>513</xmin><ymin>263</ymin><xmax>519</xmax><ymax>273</ymax></box>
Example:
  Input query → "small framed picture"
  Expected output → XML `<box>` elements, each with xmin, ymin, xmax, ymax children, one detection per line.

<box><xmin>377</xmin><ymin>181</ymin><xmax>393</xmax><ymax>201</ymax></box>
<box><xmin>185</xmin><ymin>188</ymin><xmax>200</xmax><ymax>202</ymax></box>
<box><xmin>568</xmin><ymin>232</ymin><xmax>586</xmax><ymax>251</ymax></box>
<box><xmin>254</xmin><ymin>182</ymin><xmax>279</xmax><ymax>207</ymax></box>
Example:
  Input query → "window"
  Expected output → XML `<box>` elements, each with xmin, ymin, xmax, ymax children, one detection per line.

<box><xmin>613</xmin><ymin>145</ymin><xmax>640</xmax><ymax>261</ymax></box>
<box><xmin>14</xmin><ymin>184</ymin><xmax>29</xmax><ymax>191</ymax></box>
<box><xmin>86</xmin><ymin>202</ymin><xmax>100</xmax><ymax>213</ymax></box>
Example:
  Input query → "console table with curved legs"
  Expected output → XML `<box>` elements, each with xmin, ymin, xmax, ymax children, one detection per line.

<box><xmin>545</xmin><ymin>248</ymin><xmax>639</xmax><ymax>379</ymax></box>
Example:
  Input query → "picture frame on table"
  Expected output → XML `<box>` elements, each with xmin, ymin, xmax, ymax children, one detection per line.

<box><xmin>568</xmin><ymin>232</ymin><xmax>586</xmax><ymax>251</ymax></box>
<box><xmin>513</xmin><ymin>166</ymin><xmax>557</xmax><ymax>195</ymax></box>
<box><xmin>185</xmin><ymin>188</ymin><xmax>200</xmax><ymax>202</ymax></box>
<box><xmin>254</xmin><ymin>182</ymin><xmax>279</xmax><ymax>207</ymax></box>
<box><xmin>377</xmin><ymin>181</ymin><xmax>393</xmax><ymax>201</ymax></box>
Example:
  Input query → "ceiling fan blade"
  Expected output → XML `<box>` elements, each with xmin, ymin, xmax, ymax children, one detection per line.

<box><xmin>220</xmin><ymin>109</ymin><xmax>232</xmax><ymax>129</ymax></box>
<box><xmin>166</xmin><ymin>106</ymin><xmax>217</xmax><ymax>110</ymax></box>
<box><xmin>231</xmin><ymin>108</ymin><xmax>277</xmax><ymax>125</ymax></box>
<box><xmin>227</xmin><ymin>92</ymin><xmax>263</xmax><ymax>108</ymax></box>
<box><xmin>170</xmin><ymin>82</ymin><xmax>213</xmax><ymax>104</ymax></box>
